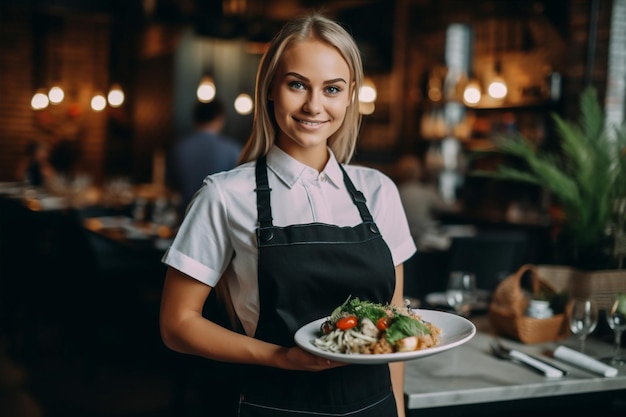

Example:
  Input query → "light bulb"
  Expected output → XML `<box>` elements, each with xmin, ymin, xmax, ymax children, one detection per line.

<box><xmin>463</xmin><ymin>81</ymin><xmax>481</xmax><ymax>105</ymax></box>
<box><xmin>31</xmin><ymin>91</ymin><xmax>49</xmax><ymax>110</ymax></box>
<box><xmin>359</xmin><ymin>78</ymin><xmax>377</xmax><ymax>103</ymax></box>
<box><xmin>197</xmin><ymin>76</ymin><xmax>216</xmax><ymax>102</ymax></box>
<box><xmin>107</xmin><ymin>84</ymin><xmax>125</xmax><ymax>107</ymax></box>
<box><xmin>48</xmin><ymin>86</ymin><xmax>64</xmax><ymax>104</ymax></box>
<box><xmin>234</xmin><ymin>93</ymin><xmax>253</xmax><ymax>115</ymax></box>
<box><xmin>91</xmin><ymin>94</ymin><xmax>107</xmax><ymax>111</ymax></box>
<box><xmin>487</xmin><ymin>77</ymin><xmax>507</xmax><ymax>99</ymax></box>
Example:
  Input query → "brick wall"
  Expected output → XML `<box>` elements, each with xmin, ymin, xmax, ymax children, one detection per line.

<box><xmin>0</xmin><ymin>5</ymin><xmax>36</xmax><ymax>182</ymax></box>
<box><xmin>0</xmin><ymin>4</ymin><xmax>111</xmax><ymax>183</ymax></box>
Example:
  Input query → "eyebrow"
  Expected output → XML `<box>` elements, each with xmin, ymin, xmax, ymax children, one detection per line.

<box><xmin>284</xmin><ymin>72</ymin><xmax>348</xmax><ymax>85</ymax></box>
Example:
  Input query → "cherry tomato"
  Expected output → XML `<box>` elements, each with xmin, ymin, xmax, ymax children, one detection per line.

<box><xmin>336</xmin><ymin>315</ymin><xmax>358</xmax><ymax>331</ymax></box>
<box><xmin>376</xmin><ymin>317</ymin><xmax>390</xmax><ymax>330</ymax></box>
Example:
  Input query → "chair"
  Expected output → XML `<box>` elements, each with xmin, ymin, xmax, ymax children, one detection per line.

<box><xmin>403</xmin><ymin>249</ymin><xmax>450</xmax><ymax>301</ymax></box>
<box><xmin>445</xmin><ymin>230</ymin><xmax>528</xmax><ymax>292</ymax></box>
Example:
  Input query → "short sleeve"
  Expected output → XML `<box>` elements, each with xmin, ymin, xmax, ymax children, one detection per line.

<box><xmin>161</xmin><ymin>177</ymin><xmax>235</xmax><ymax>287</ymax></box>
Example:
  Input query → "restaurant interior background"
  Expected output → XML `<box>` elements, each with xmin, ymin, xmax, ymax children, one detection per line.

<box><xmin>1</xmin><ymin>0</ymin><xmax>624</xmax><ymax>228</ymax></box>
<box><xmin>0</xmin><ymin>0</ymin><xmax>625</xmax><ymax>417</ymax></box>
<box><xmin>0</xmin><ymin>0</ymin><xmax>623</xmax><ymax>211</ymax></box>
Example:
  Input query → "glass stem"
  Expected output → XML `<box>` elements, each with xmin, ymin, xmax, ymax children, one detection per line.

<box><xmin>614</xmin><ymin>330</ymin><xmax>623</xmax><ymax>359</ymax></box>
<box><xmin>580</xmin><ymin>336</ymin><xmax>586</xmax><ymax>353</ymax></box>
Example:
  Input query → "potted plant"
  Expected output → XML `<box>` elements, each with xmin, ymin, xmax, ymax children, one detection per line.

<box><xmin>471</xmin><ymin>87</ymin><xmax>626</xmax><ymax>270</ymax></box>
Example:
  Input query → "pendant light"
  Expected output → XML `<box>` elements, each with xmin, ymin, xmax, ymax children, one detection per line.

<box><xmin>233</xmin><ymin>44</ymin><xmax>254</xmax><ymax>115</ymax></box>
<box><xmin>31</xmin><ymin>89</ymin><xmax>49</xmax><ymax>110</ymax></box>
<box><xmin>234</xmin><ymin>93</ymin><xmax>253</xmax><ymax>115</ymax></box>
<box><xmin>359</xmin><ymin>77</ymin><xmax>377</xmax><ymax>103</ymax></box>
<box><xmin>197</xmin><ymin>75</ymin><xmax>216</xmax><ymax>103</ymax></box>
<box><xmin>197</xmin><ymin>37</ymin><xmax>217</xmax><ymax>103</ymax></box>
<box><xmin>31</xmin><ymin>13</ymin><xmax>52</xmax><ymax>111</ymax></box>
<box><xmin>91</xmin><ymin>93</ymin><xmax>107</xmax><ymax>111</ymax></box>
<box><xmin>487</xmin><ymin>60</ymin><xmax>507</xmax><ymax>100</ymax></box>
<box><xmin>107</xmin><ymin>83</ymin><xmax>125</xmax><ymax>107</ymax></box>
<box><xmin>48</xmin><ymin>85</ymin><xmax>65</xmax><ymax>104</ymax></box>
<box><xmin>47</xmin><ymin>24</ymin><xmax>64</xmax><ymax>106</ymax></box>
<box><xmin>358</xmin><ymin>76</ymin><xmax>377</xmax><ymax>115</ymax></box>
<box><xmin>462</xmin><ymin>73</ymin><xmax>482</xmax><ymax>106</ymax></box>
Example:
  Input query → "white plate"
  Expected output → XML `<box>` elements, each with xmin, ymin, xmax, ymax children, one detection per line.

<box><xmin>294</xmin><ymin>309</ymin><xmax>476</xmax><ymax>364</ymax></box>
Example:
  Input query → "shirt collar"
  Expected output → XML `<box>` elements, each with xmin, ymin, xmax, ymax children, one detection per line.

<box><xmin>266</xmin><ymin>145</ymin><xmax>343</xmax><ymax>189</ymax></box>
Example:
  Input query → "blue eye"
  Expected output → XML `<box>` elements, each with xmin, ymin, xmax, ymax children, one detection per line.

<box><xmin>325</xmin><ymin>86</ymin><xmax>342</xmax><ymax>94</ymax></box>
<box><xmin>288</xmin><ymin>81</ymin><xmax>306</xmax><ymax>90</ymax></box>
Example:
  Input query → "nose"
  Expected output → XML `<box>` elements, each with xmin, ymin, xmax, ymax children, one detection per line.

<box><xmin>303</xmin><ymin>91</ymin><xmax>322</xmax><ymax>115</ymax></box>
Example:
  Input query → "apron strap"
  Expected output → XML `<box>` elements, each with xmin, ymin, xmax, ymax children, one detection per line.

<box><xmin>255</xmin><ymin>156</ymin><xmax>273</xmax><ymax>228</ymax></box>
<box><xmin>338</xmin><ymin>163</ymin><xmax>374</xmax><ymax>223</ymax></box>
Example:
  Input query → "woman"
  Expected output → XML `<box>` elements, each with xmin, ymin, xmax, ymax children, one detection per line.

<box><xmin>160</xmin><ymin>13</ymin><xmax>415</xmax><ymax>417</ymax></box>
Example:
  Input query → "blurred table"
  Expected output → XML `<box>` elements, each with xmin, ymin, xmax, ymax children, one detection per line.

<box><xmin>81</xmin><ymin>215</ymin><xmax>174</xmax><ymax>253</ymax></box>
<box><xmin>404</xmin><ymin>314</ymin><xmax>626</xmax><ymax>416</ymax></box>
<box><xmin>0</xmin><ymin>191</ymin><xmax>172</xmax><ymax>363</ymax></box>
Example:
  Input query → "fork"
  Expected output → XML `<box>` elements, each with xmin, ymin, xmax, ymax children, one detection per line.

<box><xmin>490</xmin><ymin>340</ymin><xmax>566</xmax><ymax>377</ymax></box>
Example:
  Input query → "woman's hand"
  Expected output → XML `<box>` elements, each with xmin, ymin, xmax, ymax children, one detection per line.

<box><xmin>161</xmin><ymin>267</ymin><xmax>347</xmax><ymax>371</ymax></box>
<box><xmin>275</xmin><ymin>345</ymin><xmax>347</xmax><ymax>371</ymax></box>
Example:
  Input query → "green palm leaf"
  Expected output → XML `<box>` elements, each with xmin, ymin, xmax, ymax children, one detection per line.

<box><xmin>470</xmin><ymin>86</ymin><xmax>625</xmax><ymax>249</ymax></box>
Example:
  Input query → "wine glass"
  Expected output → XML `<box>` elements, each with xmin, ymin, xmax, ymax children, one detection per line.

<box><xmin>604</xmin><ymin>293</ymin><xmax>626</xmax><ymax>366</ymax></box>
<box><xmin>569</xmin><ymin>298</ymin><xmax>598</xmax><ymax>353</ymax></box>
<box><xmin>446</xmin><ymin>271</ymin><xmax>476</xmax><ymax>317</ymax></box>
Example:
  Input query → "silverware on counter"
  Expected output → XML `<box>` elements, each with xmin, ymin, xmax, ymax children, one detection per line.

<box><xmin>490</xmin><ymin>340</ymin><xmax>568</xmax><ymax>378</ymax></box>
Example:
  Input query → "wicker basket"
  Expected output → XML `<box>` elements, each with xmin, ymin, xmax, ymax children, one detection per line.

<box><xmin>488</xmin><ymin>264</ymin><xmax>571</xmax><ymax>344</ymax></box>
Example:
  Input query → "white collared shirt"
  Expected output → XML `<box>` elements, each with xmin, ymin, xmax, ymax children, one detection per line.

<box><xmin>162</xmin><ymin>146</ymin><xmax>416</xmax><ymax>335</ymax></box>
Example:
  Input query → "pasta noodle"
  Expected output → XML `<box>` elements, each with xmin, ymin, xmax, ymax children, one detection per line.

<box><xmin>313</xmin><ymin>327</ymin><xmax>378</xmax><ymax>354</ymax></box>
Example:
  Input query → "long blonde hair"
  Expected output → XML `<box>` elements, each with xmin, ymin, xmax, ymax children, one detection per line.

<box><xmin>238</xmin><ymin>13</ymin><xmax>364</xmax><ymax>165</ymax></box>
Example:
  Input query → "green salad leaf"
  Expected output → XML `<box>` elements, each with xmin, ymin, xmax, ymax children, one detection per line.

<box><xmin>385</xmin><ymin>315</ymin><xmax>430</xmax><ymax>345</ymax></box>
<box><xmin>330</xmin><ymin>296</ymin><xmax>389</xmax><ymax>324</ymax></box>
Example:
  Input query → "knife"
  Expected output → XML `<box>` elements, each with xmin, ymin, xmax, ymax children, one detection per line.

<box><xmin>507</xmin><ymin>349</ymin><xmax>567</xmax><ymax>377</ymax></box>
<box><xmin>491</xmin><ymin>341</ymin><xmax>567</xmax><ymax>377</ymax></box>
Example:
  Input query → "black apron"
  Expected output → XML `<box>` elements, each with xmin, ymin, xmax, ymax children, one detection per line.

<box><xmin>237</xmin><ymin>156</ymin><xmax>398</xmax><ymax>417</ymax></box>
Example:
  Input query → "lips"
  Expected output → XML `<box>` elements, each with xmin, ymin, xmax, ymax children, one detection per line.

<box><xmin>294</xmin><ymin>117</ymin><xmax>327</xmax><ymax>127</ymax></box>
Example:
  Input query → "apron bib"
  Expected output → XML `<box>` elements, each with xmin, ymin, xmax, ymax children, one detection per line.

<box><xmin>237</xmin><ymin>156</ymin><xmax>398</xmax><ymax>417</ymax></box>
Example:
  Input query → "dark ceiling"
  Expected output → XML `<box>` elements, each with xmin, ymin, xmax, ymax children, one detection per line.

<box><xmin>1</xmin><ymin>0</ymin><xmax>394</xmax><ymax>71</ymax></box>
<box><xmin>1</xmin><ymin>0</ymin><xmax>570</xmax><ymax>74</ymax></box>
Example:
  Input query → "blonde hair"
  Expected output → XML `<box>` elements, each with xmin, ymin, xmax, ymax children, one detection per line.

<box><xmin>238</xmin><ymin>13</ymin><xmax>364</xmax><ymax>165</ymax></box>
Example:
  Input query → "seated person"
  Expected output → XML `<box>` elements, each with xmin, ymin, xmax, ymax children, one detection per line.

<box><xmin>395</xmin><ymin>154</ymin><xmax>460</xmax><ymax>250</ymax></box>
<box><xmin>16</xmin><ymin>139</ymin><xmax>56</xmax><ymax>187</ymax></box>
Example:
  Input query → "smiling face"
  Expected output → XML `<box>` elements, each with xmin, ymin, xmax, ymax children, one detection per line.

<box><xmin>270</xmin><ymin>38</ymin><xmax>353</xmax><ymax>168</ymax></box>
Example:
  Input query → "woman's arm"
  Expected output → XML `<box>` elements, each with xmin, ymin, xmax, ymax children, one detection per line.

<box><xmin>159</xmin><ymin>266</ymin><xmax>340</xmax><ymax>371</ymax></box>
<box><xmin>390</xmin><ymin>263</ymin><xmax>406</xmax><ymax>417</ymax></box>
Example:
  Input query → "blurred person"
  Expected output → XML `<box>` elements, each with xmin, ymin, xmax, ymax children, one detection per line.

<box><xmin>15</xmin><ymin>140</ymin><xmax>56</xmax><ymax>187</ymax></box>
<box><xmin>159</xmin><ymin>13</ymin><xmax>415</xmax><ymax>417</ymax></box>
<box><xmin>168</xmin><ymin>99</ymin><xmax>242</xmax><ymax>215</ymax></box>
<box><xmin>395</xmin><ymin>154</ymin><xmax>459</xmax><ymax>250</ymax></box>
<box><xmin>49</xmin><ymin>138</ymin><xmax>82</xmax><ymax>180</ymax></box>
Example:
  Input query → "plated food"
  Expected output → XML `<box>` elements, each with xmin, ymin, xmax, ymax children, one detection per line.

<box><xmin>312</xmin><ymin>297</ymin><xmax>442</xmax><ymax>355</ymax></box>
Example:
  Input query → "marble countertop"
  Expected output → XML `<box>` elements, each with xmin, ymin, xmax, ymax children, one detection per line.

<box><xmin>404</xmin><ymin>315</ymin><xmax>626</xmax><ymax>409</ymax></box>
